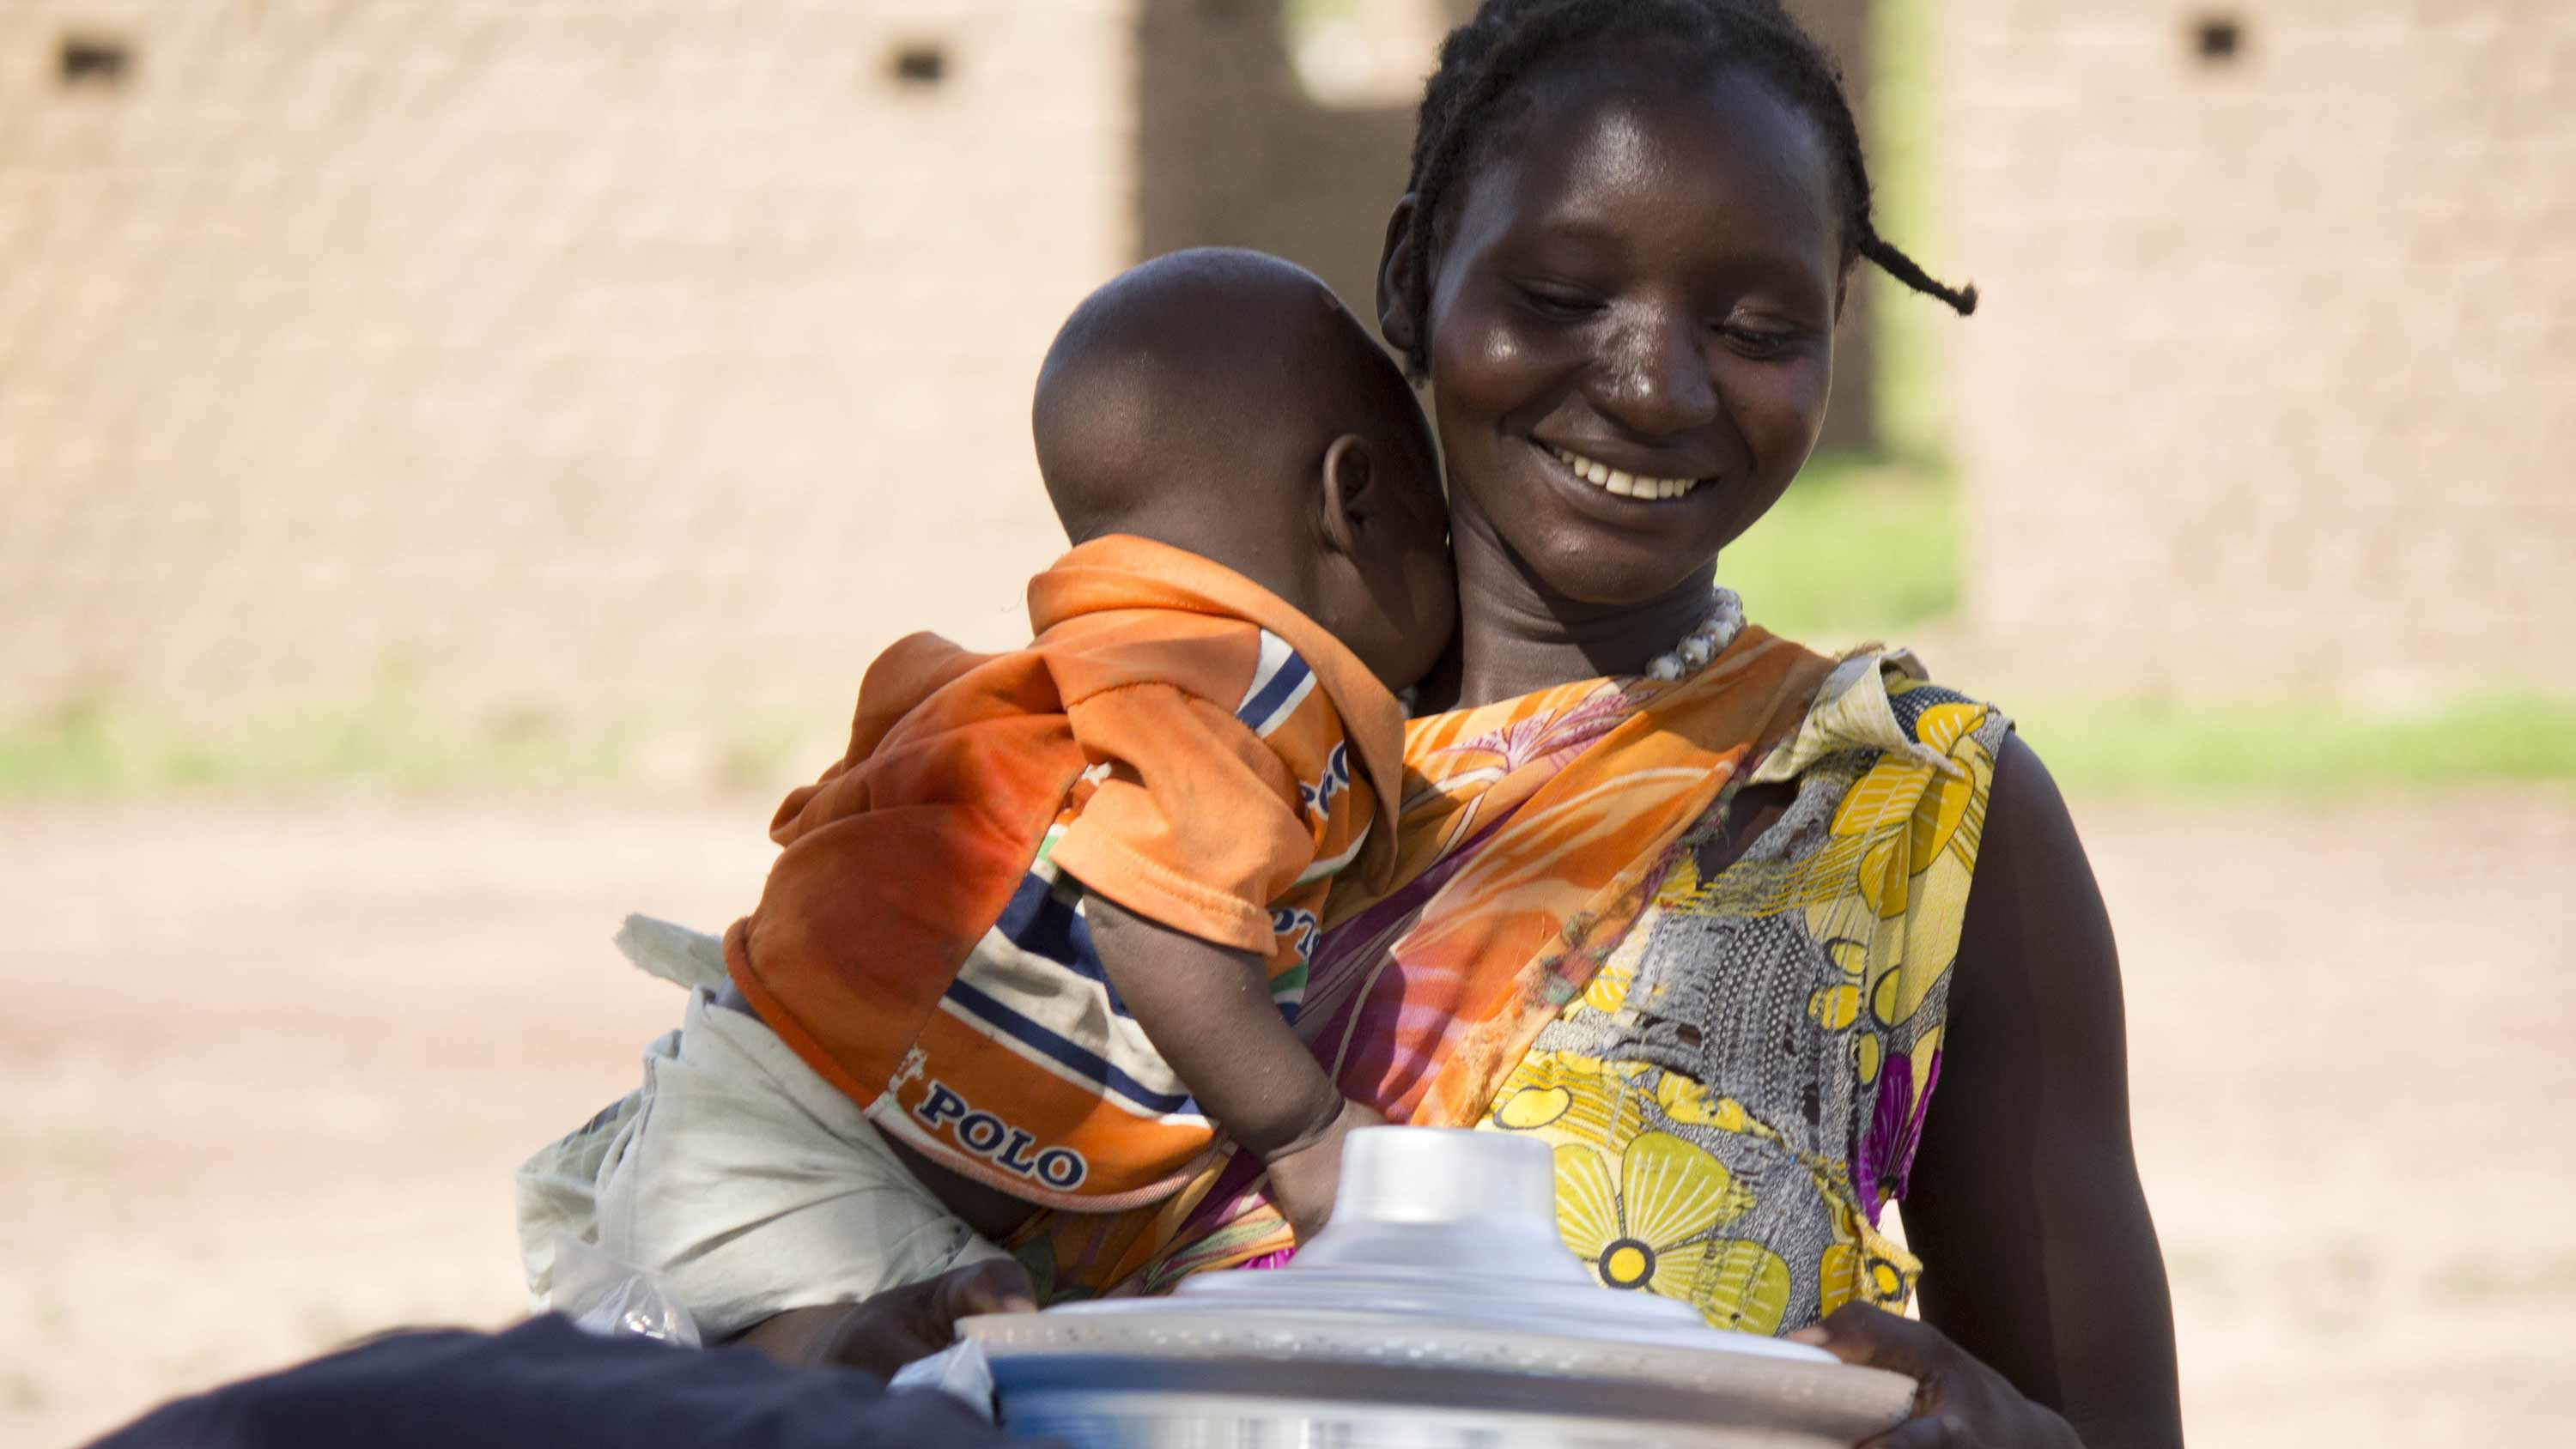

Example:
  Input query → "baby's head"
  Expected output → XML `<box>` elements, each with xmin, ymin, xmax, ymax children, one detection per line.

<box><xmin>1034</xmin><ymin>248</ymin><xmax>1455</xmax><ymax>692</ymax></box>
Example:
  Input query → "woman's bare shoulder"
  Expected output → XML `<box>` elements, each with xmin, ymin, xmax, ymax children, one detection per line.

<box><xmin>1905</xmin><ymin>731</ymin><xmax>2186</xmax><ymax>1446</ymax></box>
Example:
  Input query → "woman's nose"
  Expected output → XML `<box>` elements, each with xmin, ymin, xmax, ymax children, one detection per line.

<box><xmin>1586</xmin><ymin>313</ymin><xmax>1720</xmax><ymax>437</ymax></box>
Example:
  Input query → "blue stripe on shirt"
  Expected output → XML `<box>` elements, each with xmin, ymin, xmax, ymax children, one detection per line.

<box><xmin>990</xmin><ymin>871</ymin><xmax>1131</xmax><ymax>1017</ymax></box>
<box><xmin>1234</xmin><ymin>651</ymin><xmax>1312</xmax><ymax>734</ymax></box>
<box><xmin>942</xmin><ymin>975</ymin><xmax>1200</xmax><ymax>1119</ymax></box>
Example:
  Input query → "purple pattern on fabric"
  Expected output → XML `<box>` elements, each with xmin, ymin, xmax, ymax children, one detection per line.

<box><xmin>1894</xmin><ymin>1049</ymin><xmax>1941</xmax><ymax>1198</ymax></box>
<box><xmin>1850</xmin><ymin>1047</ymin><xmax>1944</xmax><ymax>1227</ymax></box>
<box><xmin>1851</xmin><ymin>1052</ymin><xmax>1904</xmax><ymax>1227</ymax></box>
<box><xmin>1315</xmin><ymin>815</ymin><xmax>1504</xmax><ymax>967</ymax></box>
<box><xmin>1420</xmin><ymin>685</ymin><xmax>1646</xmax><ymax>779</ymax></box>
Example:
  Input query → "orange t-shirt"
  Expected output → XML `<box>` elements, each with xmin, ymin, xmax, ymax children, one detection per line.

<box><xmin>726</xmin><ymin>536</ymin><xmax>1405</xmax><ymax>1210</ymax></box>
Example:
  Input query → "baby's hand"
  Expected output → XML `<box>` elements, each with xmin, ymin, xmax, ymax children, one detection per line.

<box><xmin>1261</xmin><ymin>1098</ymin><xmax>1385</xmax><ymax>1244</ymax></box>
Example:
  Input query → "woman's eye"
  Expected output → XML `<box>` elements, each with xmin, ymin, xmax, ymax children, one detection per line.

<box><xmin>1516</xmin><ymin>283</ymin><xmax>1599</xmax><ymax>319</ymax></box>
<box><xmin>1722</xmin><ymin>325</ymin><xmax>1797</xmax><ymax>359</ymax></box>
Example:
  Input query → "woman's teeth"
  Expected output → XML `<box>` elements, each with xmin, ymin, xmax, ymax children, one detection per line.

<box><xmin>1546</xmin><ymin>445</ymin><xmax>1701</xmax><ymax>501</ymax></box>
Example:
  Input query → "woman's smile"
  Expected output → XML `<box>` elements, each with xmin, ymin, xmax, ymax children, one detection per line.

<box><xmin>1514</xmin><ymin>434</ymin><xmax>1728</xmax><ymax>540</ymax></box>
<box><xmin>1536</xmin><ymin>440</ymin><xmax>1707</xmax><ymax>501</ymax></box>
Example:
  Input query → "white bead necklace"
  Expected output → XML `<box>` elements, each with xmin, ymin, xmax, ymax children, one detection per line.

<box><xmin>1642</xmin><ymin>588</ymin><xmax>1747</xmax><ymax>682</ymax></box>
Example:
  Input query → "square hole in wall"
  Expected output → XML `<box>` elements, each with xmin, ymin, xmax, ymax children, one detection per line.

<box><xmin>58</xmin><ymin>33</ymin><xmax>133</xmax><ymax>89</ymax></box>
<box><xmin>2190</xmin><ymin>14</ymin><xmax>2245</xmax><ymax>65</ymax></box>
<box><xmin>888</xmin><ymin>40</ymin><xmax>949</xmax><ymax>88</ymax></box>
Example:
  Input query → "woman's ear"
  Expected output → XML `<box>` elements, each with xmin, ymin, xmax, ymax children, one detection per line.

<box><xmin>1376</xmin><ymin>193</ymin><xmax>1424</xmax><ymax>356</ymax></box>
<box><xmin>1318</xmin><ymin>433</ymin><xmax>1374</xmax><ymax>560</ymax></box>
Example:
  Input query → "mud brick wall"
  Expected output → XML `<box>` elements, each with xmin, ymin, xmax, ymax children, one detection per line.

<box><xmin>1938</xmin><ymin>2</ymin><xmax>2575</xmax><ymax>699</ymax></box>
<box><xmin>1</xmin><ymin>1</ymin><xmax>1137</xmax><ymax>721</ymax></box>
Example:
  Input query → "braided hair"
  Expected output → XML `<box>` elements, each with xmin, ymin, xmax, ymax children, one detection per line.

<box><xmin>1394</xmin><ymin>0</ymin><xmax>1975</xmax><ymax>377</ymax></box>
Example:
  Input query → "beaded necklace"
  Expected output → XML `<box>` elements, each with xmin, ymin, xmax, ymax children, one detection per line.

<box><xmin>1641</xmin><ymin>588</ymin><xmax>1747</xmax><ymax>682</ymax></box>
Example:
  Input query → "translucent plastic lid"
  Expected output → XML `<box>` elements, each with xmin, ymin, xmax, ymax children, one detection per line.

<box><xmin>964</xmin><ymin>1129</ymin><xmax>1916</xmax><ymax>1439</ymax></box>
<box><xmin>1148</xmin><ymin>1126</ymin><xmax>1828</xmax><ymax>1360</ymax></box>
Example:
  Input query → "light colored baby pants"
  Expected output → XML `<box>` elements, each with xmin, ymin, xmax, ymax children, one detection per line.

<box><xmin>515</xmin><ymin>916</ymin><xmax>1005</xmax><ymax>1341</ymax></box>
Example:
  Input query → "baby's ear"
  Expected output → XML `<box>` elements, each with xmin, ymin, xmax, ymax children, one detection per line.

<box><xmin>1318</xmin><ymin>433</ymin><xmax>1375</xmax><ymax>559</ymax></box>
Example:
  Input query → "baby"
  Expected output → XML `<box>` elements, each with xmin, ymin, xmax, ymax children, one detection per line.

<box><xmin>725</xmin><ymin>249</ymin><xmax>1454</xmax><ymax>1250</ymax></box>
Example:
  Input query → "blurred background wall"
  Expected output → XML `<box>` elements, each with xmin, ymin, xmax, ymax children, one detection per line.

<box><xmin>3</xmin><ymin>0</ymin><xmax>1138</xmax><ymax>731</ymax></box>
<box><xmin>1941</xmin><ymin>1</ymin><xmax>2574</xmax><ymax>701</ymax></box>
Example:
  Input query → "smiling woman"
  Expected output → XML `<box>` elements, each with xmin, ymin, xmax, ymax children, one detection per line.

<box><xmin>532</xmin><ymin>5</ymin><xmax>2182</xmax><ymax>1447</ymax></box>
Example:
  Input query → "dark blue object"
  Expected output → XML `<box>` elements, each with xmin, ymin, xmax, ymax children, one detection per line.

<box><xmin>85</xmin><ymin>1314</ymin><xmax>1038</xmax><ymax>1449</ymax></box>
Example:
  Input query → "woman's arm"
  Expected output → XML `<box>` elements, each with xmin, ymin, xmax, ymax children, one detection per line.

<box><xmin>1802</xmin><ymin>734</ymin><xmax>2184</xmax><ymax>1448</ymax></box>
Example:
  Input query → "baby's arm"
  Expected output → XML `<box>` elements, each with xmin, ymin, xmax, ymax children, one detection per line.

<box><xmin>1083</xmin><ymin>894</ymin><xmax>1377</xmax><ymax>1241</ymax></box>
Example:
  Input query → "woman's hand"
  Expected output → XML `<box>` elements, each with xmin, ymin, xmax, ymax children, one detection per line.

<box><xmin>732</xmin><ymin>1258</ymin><xmax>1040</xmax><ymax>1378</ymax></box>
<box><xmin>1790</xmin><ymin>1305</ymin><xmax>2083</xmax><ymax>1448</ymax></box>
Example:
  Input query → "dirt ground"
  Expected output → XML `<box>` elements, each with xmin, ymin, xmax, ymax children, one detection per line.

<box><xmin>6</xmin><ymin>792</ymin><xmax>2571</xmax><ymax>1446</ymax></box>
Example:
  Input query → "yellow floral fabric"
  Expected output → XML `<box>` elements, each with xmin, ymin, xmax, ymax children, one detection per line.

<box><xmin>1479</xmin><ymin>652</ymin><xmax>2007</xmax><ymax>1334</ymax></box>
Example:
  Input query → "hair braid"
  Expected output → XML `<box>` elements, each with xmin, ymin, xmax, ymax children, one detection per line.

<box><xmin>1861</xmin><ymin>234</ymin><xmax>1978</xmax><ymax>315</ymax></box>
<box><xmin>1394</xmin><ymin>0</ymin><xmax>1974</xmax><ymax>378</ymax></box>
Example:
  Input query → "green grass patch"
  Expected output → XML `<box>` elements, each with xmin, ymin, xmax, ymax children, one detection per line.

<box><xmin>0</xmin><ymin>694</ymin><xmax>799</xmax><ymax>802</ymax></box>
<box><xmin>8</xmin><ymin>682</ymin><xmax>2573</xmax><ymax>805</ymax></box>
<box><xmin>2014</xmin><ymin>693</ymin><xmax>2576</xmax><ymax>798</ymax></box>
<box><xmin>0</xmin><ymin>683</ymin><xmax>869</xmax><ymax>803</ymax></box>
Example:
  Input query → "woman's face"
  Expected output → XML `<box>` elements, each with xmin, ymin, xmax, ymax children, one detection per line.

<box><xmin>1396</xmin><ymin>64</ymin><xmax>1843</xmax><ymax>608</ymax></box>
